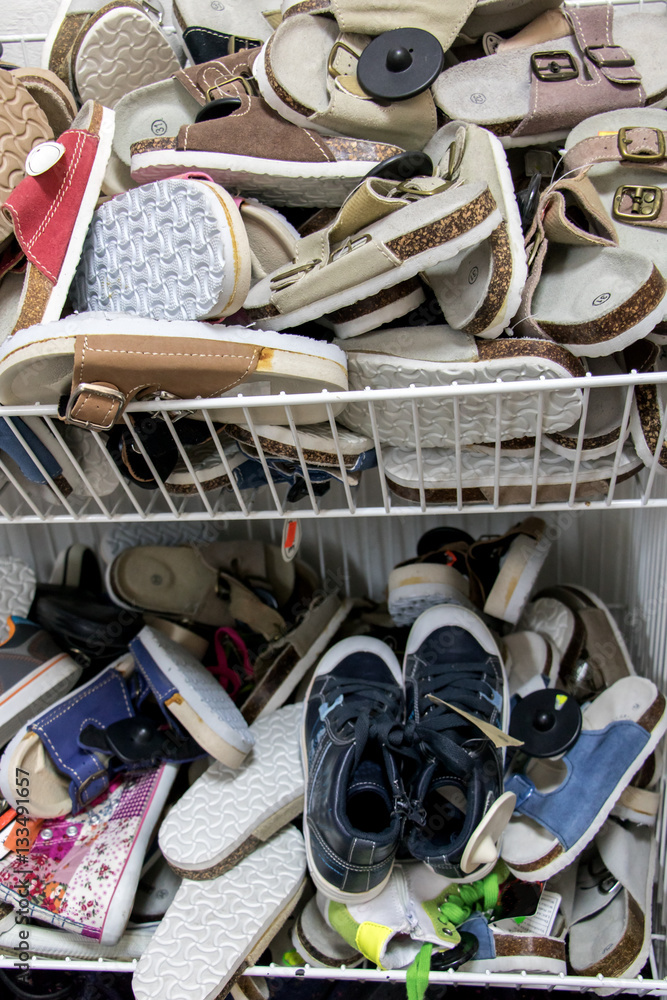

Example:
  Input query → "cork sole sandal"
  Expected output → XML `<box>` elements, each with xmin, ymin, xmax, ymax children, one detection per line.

<box><xmin>245</xmin><ymin>176</ymin><xmax>501</xmax><ymax>331</ymax></box>
<box><xmin>159</xmin><ymin>705</ymin><xmax>304</xmax><ymax>878</ymax></box>
<box><xmin>423</xmin><ymin>121</ymin><xmax>527</xmax><ymax>339</ymax></box>
<box><xmin>564</xmin><ymin>109</ymin><xmax>667</xmax><ymax>326</ymax></box>
<box><xmin>0</xmin><ymin>70</ymin><xmax>53</xmax><ymax>251</ymax></box>
<box><xmin>630</xmin><ymin>345</ymin><xmax>667</xmax><ymax>474</ymax></box>
<box><xmin>516</xmin><ymin>172</ymin><xmax>667</xmax><ymax>357</ymax></box>
<box><xmin>132</xmin><ymin>827</ymin><xmax>306</xmax><ymax>1000</ymax></box>
<box><xmin>0</xmin><ymin>313</ymin><xmax>348</xmax><ymax>426</ymax></box>
<box><xmin>434</xmin><ymin>4</ymin><xmax>667</xmax><ymax>148</ymax></box>
<box><xmin>483</xmin><ymin>516</ymin><xmax>550</xmax><ymax>625</ymax></box>
<box><xmin>222</xmin><ymin>421</ymin><xmax>373</xmax><ymax>468</ymax></box>
<box><xmin>384</xmin><ymin>443</ymin><xmax>643</xmax><ymax>506</ymax></box>
<box><xmin>502</xmin><ymin>676</ymin><xmax>667</xmax><ymax>881</ymax></box>
<box><xmin>337</xmin><ymin>326</ymin><xmax>584</xmax><ymax>449</ymax></box>
<box><xmin>567</xmin><ymin>820</ymin><xmax>654</xmax><ymax>979</ymax></box>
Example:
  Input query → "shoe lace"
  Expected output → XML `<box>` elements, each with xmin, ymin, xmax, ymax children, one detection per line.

<box><xmin>406</xmin><ymin>656</ymin><xmax>501</xmax><ymax>780</ymax></box>
<box><xmin>325</xmin><ymin>676</ymin><xmax>407</xmax><ymax>774</ymax></box>
<box><xmin>405</xmin><ymin>863</ymin><xmax>507</xmax><ymax>1000</ymax></box>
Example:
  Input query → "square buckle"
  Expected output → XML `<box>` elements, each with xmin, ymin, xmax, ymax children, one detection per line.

<box><xmin>584</xmin><ymin>45</ymin><xmax>634</xmax><ymax>69</ymax></box>
<box><xmin>530</xmin><ymin>50</ymin><xmax>579</xmax><ymax>82</ymax></box>
<box><xmin>65</xmin><ymin>383</ymin><xmax>126</xmax><ymax>431</ymax></box>
<box><xmin>618</xmin><ymin>126</ymin><xmax>666</xmax><ymax>162</ymax></box>
<box><xmin>612</xmin><ymin>185</ymin><xmax>663</xmax><ymax>223</ymax></box>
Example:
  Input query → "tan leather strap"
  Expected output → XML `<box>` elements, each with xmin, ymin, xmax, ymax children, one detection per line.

<box><xmin>563</xmin><ymin>126</ymin><xmax>667</xmax><ymax>175</ymax></box>
<box><xmin>512</xmin><ymin>4</ymin><xmax>644</xmax><ymax>140</ymax></box>
<box><xmin>65</xmin><ymin>334</ymin><xmax>260</xmax><ymax>430</ymax></box>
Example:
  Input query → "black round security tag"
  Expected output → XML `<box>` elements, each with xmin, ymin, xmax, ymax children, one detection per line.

<box><xmin>509</xmin><ymin>688</ymin><xmax>582</xmax><ymax>758</ymax></box>
<box><xmin>357</xmin><ymin>28</ymin><xmax>444</xmax><ymax>102</ymax></box>
<box><xmin>195</xmin><ymin>97</ymin><xmax>242</xmax><ymax>123</ymax></box>
<box><xmin>365</xmin><ymin>150</ymin><xmax>433</xmax><ymax>183</ymax></box>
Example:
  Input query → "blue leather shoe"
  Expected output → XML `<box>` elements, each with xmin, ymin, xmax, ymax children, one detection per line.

<box><xmin>301</xmin><ymin>635</ymin><xmax>406</xmax><ymax>903</ymax></box>
<box><xmin>402</xmin><ymin>605</ymin><xmax>516</xmax><ymax>881</ymax></box>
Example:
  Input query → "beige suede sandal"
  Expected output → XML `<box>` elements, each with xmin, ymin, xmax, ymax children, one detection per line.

<box><xmin>434</xmin><ymin>4</ymin><xmax>667</xmax><ymax>148</ymax></box>
<box><xmin>516</xmin><ymin>173</ymin><xmax>666</xmax><ymax>357</ymax></box>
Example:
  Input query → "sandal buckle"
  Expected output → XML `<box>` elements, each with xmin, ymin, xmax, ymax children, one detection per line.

<box><xmin>65</xmin><ymin>383</ymin><xmax>126</xmax><ymax>431</ymax></box>
<box><xmin>270</xmin><ymin>258</ymin><xmax>322</xmax><ymax>290</ymax></box>
<box><xmin>329</xmin><ymin>233</ymin><xmax>372</xmax><ymax>263</ymax></box>
<box><xmin>327</xmin><ymin>39</ymin><xmax>359</xmax><ymax>79</ymax></box>
<box><xmin>612</xmin><ymin>184</ymin><xmax>663</xmax><ymax>223</ymax></box>
<box><xmin>618</xmin><ymin>126</ymin><xmax>666</xmax><ymax>162</ymax></box>
<box><xmin>530</xmin><ymin>50</ymin><xmax>578</xmax><ymax>82</ymax></box>
<box><xmin>205</xmin><ymin>73</ymin><xmax>257</xmax><ymax>101</ymax></box>
<box><xmin>584</xmin><ymin>44</ymin><xmax>634</xmax><ymax>69</ymax></box>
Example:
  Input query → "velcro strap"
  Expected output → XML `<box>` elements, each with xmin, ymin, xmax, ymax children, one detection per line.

<box><xmin>64</xmin><ymin>334</ymin><xmax>261</xmax><ymax>430</ymax></box>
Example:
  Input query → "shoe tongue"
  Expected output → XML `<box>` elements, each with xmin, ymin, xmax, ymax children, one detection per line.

<box><xmin>347</xmin><ymin>759</ymin><xmax>392</xmax><ymax>813</ymax></box>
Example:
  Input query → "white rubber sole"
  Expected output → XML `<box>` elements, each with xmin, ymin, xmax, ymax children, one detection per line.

<box><xmin>158</xmin><ymin>704</ymin><xmax>303</xmax><ymax>875</ymax></box>
<box><xmin>340</xmin><ymin>349</ymin><xmax>582</xmax><ymax>450</ymax></box>
<box><xmin>0</xmin><ymin>557</ymin><xmax>36</xmax><ymax>641</ymax></box>
<box><xmin>74</xmin><ymin>7</ymin><xmax>180</xmax><ymax>109</ymax></box>
<box><xmin>136</xmin><ymin>626</ymin><xmax>253</xmax><ymax>766</ymax></box>
<box><xmin>0</xmin><ymin>650</ymin><xmax>82</xmax><ymax>749</ymax></box>
<box><xmin>250</xmin><ymin>206</ymin><xmax>502</xmax><ymax>332</ymax></box>
<box><xmin>320</xmin><ymin>282</ymin><xmax>426</xmax><ymax>340</ymax></box>
<box><xmin>388</xmin><ymin>563</ymin><xmax>472</xmax><ymax>627</ymax></box>
<box><xmin>464</xmin><ymin>953</ymin><xmax>567</xmax><ymax>975</ymax></box>
<box><xmin>483</xmin><ymin>524</ymin><xmax>550</xmax><ymax>625</ymax></box>
<box><xmin>100</xmin><ymin>521</ymin><xmax>215</xmax><ymax>564</ymax></box>
<box><xmin>131</xmin><ymin>149</ymin><xmax>385</xmax><ymax>209</ymax></box>
<box><xmin>70</xmin><ymin>177</ymin><xmax>251</xmax><ymax>321</ymax></box>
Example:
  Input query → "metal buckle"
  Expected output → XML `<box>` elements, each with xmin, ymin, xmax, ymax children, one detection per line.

<box><xmin>618</xmin><ymin>126</ymin><xmax>666</xmax><ymax>162</ymax></box>
<box><xmin>585</xmin><ymin>44</ymin><xmax>634</xmax><ymax>69</ymax></box>
<box><xmin>65</xmin><ymin>383</ymin><xmax>126</xmax><ymax>431</ymax></box>
<box><xmin>141</xmin><ymin>0</ymin><xmax>164</xmax><ymax>25</ymax></box>
<box><xmin>530</xmin><ymin>50</ymin><xmax>579</xmax><ymax>82</ymax></box>
<box><xmin>142</xmin><ymin>390</ymin><xmax>194</xmax><ymax>423</ymax></box>
<box><xmin>329</xmin><ymin>234</ymin><xmax>371</xmax><ymax>263</ymax></box>
<box><xmin>270</xmin><ymin>258</ymin><xmax>322</xmax><ymax>291</ymax></box>
<box><xmin>327</xmin><ymin>39</ymin><xmax>359</xmax><ymax>79</ymax></box>
<box><xmin>205</xmin><ymin>73</ymin><xmax>257</xmax><ymax>101</ymax></box>
<box><xmin>612</xmin><ymin>184</ymin><xmax>663</xmax><ymax>223</ymax></box>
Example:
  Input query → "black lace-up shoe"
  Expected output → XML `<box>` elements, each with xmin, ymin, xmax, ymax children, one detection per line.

<box><xmin>301</xmin><ymin>635</ymin><xmax>406</xmax><ymax>902</ymax></box>
<box><xmin>402</xmin><ymin>605</ymin><xmax>516</xmax><ymax>880</ymax></box>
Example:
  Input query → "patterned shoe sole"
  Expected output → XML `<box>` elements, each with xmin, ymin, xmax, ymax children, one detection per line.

<box><xmin>74</xmin><ymin>7</ymin><xmax>180</xmax><ymax>109</ymax></box>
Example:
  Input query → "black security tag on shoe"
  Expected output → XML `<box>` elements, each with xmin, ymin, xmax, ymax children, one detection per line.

<box><xmin>430</xmin><ymin>932</ymin><xmax>478</xmax><ymax>971</ymax></box>
<box><xmin>509</xmin><ymin>688</ymin><xmax>582</xmax><ymax>758</ymax></box>
<box><xmin>491</xmin><ymin>877</ymin><xmax>544</xmax><ymax>922</ymax></box>
<box><xmin>357</xmin><ymin>27</ymin><xmax>444</xmax><ymax>101</ymax></box>
<box><xmin>365</xmin><ymin>150</ymin><xmax>433</xmax><ymax>183</ymax></box>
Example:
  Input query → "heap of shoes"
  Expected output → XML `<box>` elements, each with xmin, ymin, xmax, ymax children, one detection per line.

<box><xmin>1</xmin><ymin>0</ymin><xmax>667</xmax><ymax>508</ymax></box>
<box><xmin>0</xmin><ymin>517</ymin><xmax>662</xmax><ymax>999</ymax></box>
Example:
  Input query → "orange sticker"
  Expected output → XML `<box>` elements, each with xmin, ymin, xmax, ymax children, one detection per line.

<box><xmin>5</xmin><ymin>816</ymin><xmax>43</xmax><ymax>853</ymax></box>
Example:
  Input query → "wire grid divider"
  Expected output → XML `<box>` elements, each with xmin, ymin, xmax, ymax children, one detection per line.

<box><xmin>0</xmin><ymin>369</ymin><xmax>665</xmax><ymax>524</ymax></box>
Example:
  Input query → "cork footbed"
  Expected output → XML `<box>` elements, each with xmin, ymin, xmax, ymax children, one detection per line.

<box><xmin>630</xmin><ymin>347</ymin><xmax>667</xmax><ymax>473</ymax></box>
<box><xmin>502</xmin><ymin>677</ymin><xmax>667</xmax><ymax>882</ymax></box>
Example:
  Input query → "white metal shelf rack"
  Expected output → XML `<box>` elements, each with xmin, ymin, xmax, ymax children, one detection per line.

<box><xmin>3</xmin><ymin>0</ymin><xmax>667</xmax><ymax>993</ymax></box>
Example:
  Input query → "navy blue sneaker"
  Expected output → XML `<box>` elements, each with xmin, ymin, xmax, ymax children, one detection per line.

<box><xmin>301</xmin><ymin>636</ymin><xmax>406</xmax><ymax>903</ymax></box>
<box><xmin>402</xmin><ymin>605</ymin><xmax>516</xmax><ymax>880</ymax></box>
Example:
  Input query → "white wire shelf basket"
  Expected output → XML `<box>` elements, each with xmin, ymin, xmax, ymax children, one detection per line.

<box><xmin>0</xmin><ymin>369</ymin><xmax>665</xmax><ymax>524</ymax></box>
